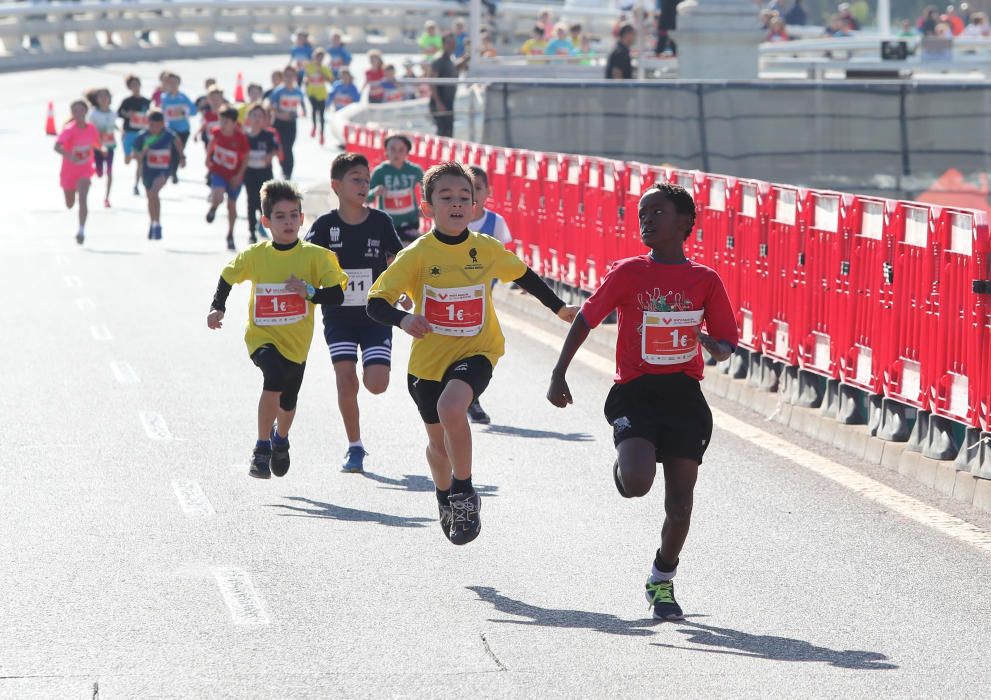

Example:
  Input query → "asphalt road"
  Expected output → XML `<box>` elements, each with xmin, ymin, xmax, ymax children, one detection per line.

<box><xmin>1</xmin><ymin>57</ymin><xmax>990</xmax><ymax>699</ymax></box>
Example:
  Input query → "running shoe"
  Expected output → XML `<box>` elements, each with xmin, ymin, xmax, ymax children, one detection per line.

<box><xmin>438</xmin><ymin>500</ymin><xmax>453</xmax><ymax>542</ymax></box>
<box><xmin>206</xmin><ymin>207</ymin><xmax>217</xmax><ymax>224</ymax></box>
<box><xmin>448</xmin><ymin>488</ymin><xmax>481</xmax><ymax>545</ymax></box>
<box><xmin>341</xmin><ymin>446</ymin><xmax>367</xmax><ymax>473</ymax></box>
<box><xmin>645</xmin><ymin>579</ymin><xmax>684</xmax><ymax>621</ymax></box>
<box><xmin>75</xmin><ymin>230</ymin><xmax>85</xmax><ymax>245</ymax></box>
<box><xmin>310</xmin><ymin>126</ymin><xmax>316</xmax><ymax>138</ymax></box>
<box><xmin>467</xmin><ymin>399</ymin><xmax>490</xmax><ymax>425</ymax></box>
<box><xmin>226</xmin><ymin>234</ymin><xmax>236</xmax><ymax>252</ymax></box>
<box><xmin>147</xmin><ymin>224</ymin><xmax>154</xmax><ymax>240</ymax></box>
<box><xmin>614</xmin><ymin>461</ymin><xmax>631</xmax><ymax>498</ymax></box>
<box><xmin>270</xmin><ymin>427</ymin><xmax>290</xmax><ymax>477</ymax></box>
<box><xmin>151</xmin><ymin>223</ymin><xmax>162</xmax><ymax>240</ymax></box>
<box><xmin>133</xmin><ymin>185</ymin><xmax>140</xmax><ymax>196</ymax></box>
<box><xmin>171</xmin><ymin>174</ymin><xmax>178</xmax><ymax>184</ymax></box>
<box><xmin>319</xmin><ymin>134</ymin><xmax>325</xmax><ymax>146</ymax></box>
<box><xmin>249</xmin><ymin>447</ymin><xmax>272</xmax><ymax>479</ymax></box>
<box><xmin>104</xmin><ymin>199</ymin><xmax>111</xmax><ymax>208</ymax></box>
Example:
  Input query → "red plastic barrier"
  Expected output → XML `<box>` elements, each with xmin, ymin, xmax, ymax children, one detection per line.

<box><xmin>730</xmin><ymin>180</ymin><xmax>772</xmax><ymax>353</ymax></box>
<box><xmin>538</xmin><ymin>154</ymin><xmax>564</xmax><ymax>277</ymax></box>
<box><xmin>620</xmin><ymin>163</ymin><xmax>658</xmax><ymax>261</ymax></box>
<box><xmin>699</xmin><ymin>174</ymin><xmax>732</xmax><ymax>277</ymax></box>
<box><xmin>760</xmin><ymin>185</ymin><xmax>809</xmax><ymax>366</ymax></box>
<box><xmin>560</xmin><ymin>156</ymin><xmax>590</xmax><ymax>288</ymax></box>
<box><xmin>585</xmin><ymin>158</ymin><xmax>624</xmax><ymax>290</ymax></box>
<box><xmin>512</xmin><ymin>150</ymin><xmax>547</xmax><ymax>269</ymax></box>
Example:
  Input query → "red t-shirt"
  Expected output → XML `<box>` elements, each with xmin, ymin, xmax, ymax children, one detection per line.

<box><xmin>366</xmin><ymin>68</ymin><xmax>385</xmax><ymax>101</ymax></box>
<box><xmin>207</xmin><ymin>126</ymin><xmax>250</xmax><ymax>179</ymax></box>
<box><xmin>581</xmin><ymin>255</ymin><xmax>738</xmax><ymax>383</ymax></box>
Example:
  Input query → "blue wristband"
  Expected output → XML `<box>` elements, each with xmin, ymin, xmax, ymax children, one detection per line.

<box><xmin>305</xmin><ymin>282</ymin><xmax>316</xmax><ymax>299</ymax></box>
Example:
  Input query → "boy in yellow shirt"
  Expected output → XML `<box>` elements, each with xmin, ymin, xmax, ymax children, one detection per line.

<box><xmin>207</xmin><ymin>180</ymin><xmax>349</xmax><ymax>479</ymax></box>
<box><xmin>367</xmin><ymin>162</ymin><xmax>577</xmax><ymax>545</ymax></box>
<box><xmin>304</xmin><ymin>49</ymin><xmax>335</xmax><ymax>144</ymax></box>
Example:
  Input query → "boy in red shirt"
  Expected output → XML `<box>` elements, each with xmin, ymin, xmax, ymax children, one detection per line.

<box><xmin>547</xmin><ymin>183</ymin><xmax>738</xmax><ymax>621</ymax></box>
<box><xmin>206</xmin><ymin>106</ymin><xmax>250</xmax><ymax>251</ymax></box>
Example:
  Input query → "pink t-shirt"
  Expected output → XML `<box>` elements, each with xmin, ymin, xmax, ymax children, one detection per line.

<box><xmin>56</xmin><ymin>122</ymin><xmax>100</xmax><ymax>178</ymax></box>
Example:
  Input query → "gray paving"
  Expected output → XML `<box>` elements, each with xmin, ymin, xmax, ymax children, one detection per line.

<box><xmin>1</xmin><ymin>58</ymin><xmax>990</xmax><ymax>699</ymax></box>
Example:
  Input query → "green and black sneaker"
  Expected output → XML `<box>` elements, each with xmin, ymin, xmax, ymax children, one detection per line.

<box><xmin>645</xmin><ymin>579</ymin><xmax>684</xmax><ymax>621</ymax></box>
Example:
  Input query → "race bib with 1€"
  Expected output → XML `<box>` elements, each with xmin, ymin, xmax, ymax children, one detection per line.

<box><xmin>642</xmin><ymin>309</ymin><xmax>705</xmax><ymax>365</ymax></box>
<box><xmin>254</xmin><ymin>283</ymin><xmax>308</xmax><ymax>326</ymax></box>
<box><xmin>423</xmin><ymin>284</ymin><xmax>485</xmax><ymax>336</ymax></box>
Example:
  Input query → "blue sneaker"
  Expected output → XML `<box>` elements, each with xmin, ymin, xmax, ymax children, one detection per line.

<box><xmin>270</xmin><ymin>427</ymin><xmax>290</xmax><ymax>477</ymax></box>
<box><xmin>152</xmin><ymin>223</ymin><xmax>162</xmax><ymax>240</ymax></box>
<box><xmin>645</xmin><ymin>579</ymin><xmax>684</xmax><ymax>621</ymax></box>
<box><xmin>341</xmin><ymin>446</ymin><xmax>367</xmax><ymax>473</ymax></box>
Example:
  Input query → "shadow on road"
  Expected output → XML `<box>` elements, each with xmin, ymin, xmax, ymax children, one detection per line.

<box><xmin>653</xmin><ymin>621</ymin><xmax>898</xmax><ymax>670</ymax></box>
<box><xmin>82</xmin><ymin>248</ymin><xmax>142</xmax><ymax>256</ymax></box>
<box><xmin>361</xmin><ymin>471</ymin><xmax>499</xmax><ymax>497</ymax></box>
<box><xmin>467</xmin><ymin>586</ymin><xmax>656</xmax><ymax>637</ymax></box>
<box><xmin>481</xmin><ymin>424</ymin><xmax>594</xmax><ymax>442</ymax></box>
<box><xmin>267</xmin><ymin>496</ymin><xmax>432</xmax><ymax>528</ymax></box>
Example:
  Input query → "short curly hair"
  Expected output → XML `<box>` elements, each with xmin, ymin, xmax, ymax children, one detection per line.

<box><xmin>648</xmin><ymin>182</ymin><xmax>696</xmax><ymax>240</ymax></box>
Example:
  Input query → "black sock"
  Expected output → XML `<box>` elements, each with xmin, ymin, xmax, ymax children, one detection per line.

<box><xmin>451</xmin><ymin>476</ymin><xmax>473</xmax><ymax>494</ymax></box>
<box><xmin>655</xmin><ymin>550</ymin><xmax>678</xmax><ymax>573</ymax></box>
<box><xmin>435</xmin><ymin>487</ymin><xmax>450</xmax><ymax>505</ymax></box>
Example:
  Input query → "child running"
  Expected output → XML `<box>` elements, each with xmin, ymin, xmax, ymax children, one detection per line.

<box><xmin>304</xmin><ymin>49</ymin><xmax>334</xmax><ymax>144</ymax></box>
<box><xmin>268</xmin><ymin>67</ymin><xmax>306</xmax><ymax>179</ymax></box>
<box><xmin>329</xmin><ymin>69</ymin><xmax>361</xmax><ymax>112</ymax></box>
<box><xmin>463</xmin><ymin>164</ymin><xmax>514</xmax><ymax>425</ymax></box>
<box><xmin>365</xmin><ymin>50</ymin><xmax>386</xmax><ymax>104</ymax></box>
<box><xmin>244</xmin><ymin>104</ymin><xmax>279</xmax><ymax>243</ymax></box>
<box><xmin>86</xmin><ymin>87</ymin><xmax>117</xmax><ymax>209</ymax></box>
<box><xmin>205</xmin><ymin>106</ymin><xmax>250</xmax><ymax>251</ymax></box>
<box><xmin>304</xmin><ymin>153</ymin><xmax>404</xmax><ymax>473</ymax></box>
<box><xmin>55</xmin><ymin>100</ymin><xmax>104</xmax><ymax>244</ymax></box>
<box><xmin>118</xmin><ymin>75</ymin><xmax>151</xmax><ymax>196</ymax></box>
<box><xmin>546</xmin><ymin>183</ymin><xmax>738</xmax><ymax>620</ymax></box>
<box><xmin>327</xmin><ymin>32</ymin><xmax>352</xmax><ymax>79</ymax></box>
<box><xmin>126</xmin><ymin>110</ymin><xmax>185</xmax><ymax>240</ymax></box>
<box><xmin>207</xmin><ymin>180</ymin><xmax>349</xmax><ymax>479</ymax></box>
<box><xmin>367</xmin><ymin>162</ymin><xmax>578</xmax><ymax>545</ymax></box>
<box><xmin>368</xmin><ymin>134</ymin><xmax>424</xmax><ymax>245</ymax></box>
<box><xmin>160</xmin><ymin>73</ymin><xmax>196</xmax><ymax>183</ymax></box>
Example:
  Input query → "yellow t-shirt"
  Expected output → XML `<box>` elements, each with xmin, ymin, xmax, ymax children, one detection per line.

<box><xmin>304</xmin><ymin>64</ymin><xmax>335</xmax><ymax>101</ymax></box>
<box><xmin>221</xmin><ymin>241</ymin><xmax>349</xmax><ymax>364</ymax></box>
<box><xmin>368</xmin><ymin>231</ymin><xmax>527</xmax><ymax>381</ymax></box>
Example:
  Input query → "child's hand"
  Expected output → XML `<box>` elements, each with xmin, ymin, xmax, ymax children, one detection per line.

<box><xmin>557</xmin><ymin>305</ymin><xmax>579</xmax><ymax>323</ymax></box>
<box><xmin>284</xmin><ymin>274</ymin><xmax>309</xmax><ymax>298</ymax></box>
<box><xmin>207</xmin><ymin>310</ymin><xmax>224</xmax><ymax>329</ymax></box>
<box><xmin>400</xmin><ymin>314</ymin><xmax>431</xmax><ymax>338</ymax></box>
<box><xmin>546</xmin><ymin>372</ymin><xmax>573</xmax><ymax>408</ymax></box>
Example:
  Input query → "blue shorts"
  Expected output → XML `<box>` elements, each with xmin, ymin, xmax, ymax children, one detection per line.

<box><xmin>324</xmin><ymin>315</ymin><xmax>392</xmax><ymax>367</ymax></box>
<box><xmin>209</xmin><ymin>172</ymin><xmax>242</xmax><ymax>199</ymax></box>
<box><xmin>122</xmin><ymin>131</ymin><xmax>140</xmax><ymax>156</ymax></box>
<box><xmin>142</xmin><ymin>168</ymin><xmax>170</xmax><ymax>191</ymax></box>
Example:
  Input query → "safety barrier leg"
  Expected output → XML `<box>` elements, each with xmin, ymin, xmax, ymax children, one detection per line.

<box><xmin>795</xmin><ymin>369</ymin><xmax>826</xmax><ymax>408</ymax></box>
<box><xmin>836</xmin><ymin>382</ymin><xmax>868</xmax><ymax>425</ymax></box>
<box><xmin>874</xmin><ymin>397</ymin><xmax>916</xmax><ymax>442</ymax></box>
<box><xmin>955</xmin><ymin>428</ymin><xmax>991</xmax><ymax>477</ymax></box>
<box><xmin>729</xmin><ymin>347</ymin><xmax>751</xmax><ymax>380</ymax></box>
<box><xmin>759</xmin><ymin>356</ymin><xmax>781</xmax><ymax>393</ymax></box>
<box><xmin>920</xmin><ymin>414</ymin><xmax>963</xmax><ymax>461</ymax></box>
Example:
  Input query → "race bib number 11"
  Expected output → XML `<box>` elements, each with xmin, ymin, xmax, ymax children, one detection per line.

<box><xmin>642</xmin><ymin>310</ymin><xmax>704</xmax><ymax>365</ymax></box>
<box><xmin>423</xmin><ymin>284</ymin><xmax>485</xmax><ymax>336</ymax></box>
<box><xmin>254</xmin><ymin>283</ymin><xmax>308</xmax><ymax>326</ymax></box>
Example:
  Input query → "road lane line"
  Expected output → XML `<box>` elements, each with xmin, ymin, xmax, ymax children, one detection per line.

<box><xmin>213</xmin><ymin>568</ymin><xmax>269</xmax><ymax>624</ymax></box>
<box><xmin>139</xmin><ymin>411</ymin><xmax>172</xmax><ymax>440</ymax></box>
<box><xmin>109</xmin><ymin>361</ymin><xmax>140</xmax><ymax>384</ymax></box>
<box><xmin>500</xmin><ymin>313</ymin><xmax>991</xmax><ymax>555</ymax></box>
<box><xmin>90</xmin><ymin>324</ymin><xmax>112</xmax><ymax>341</ymax></box>
<box><xmin>63</xmin><ymin>275</ymin><xmax>81</xmax><ymax>287</ymax></box>
<box><xmin>74</xmin><ymin>298</ymin><xmax>95</xmax><ymax>311</ymax></box>
<box><xmin>172</xmin><ymin>479</ymin><xmax>215</xmax><ymax>518</ymax></box>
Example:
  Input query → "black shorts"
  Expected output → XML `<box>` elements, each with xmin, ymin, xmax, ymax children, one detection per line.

<box><xmin>324</xmin><ymin>315</ymin><xmax>392</xmax><ymax>367</ymax></box>
<box><xmin>251</xmin><ymin>344</ymin><xmax>306</xmax><ymax>411</ymax></box>
<box><xmin>396</xmin><ymin>222</ymin><xmax>421</xmax><ymax>244</ymax></box>
<box><xmin>604</xmin><ymin>373</ymin><xmax>713</xmax><ymax>464</ymax></box>
<box><xmin>407</xmin><ymin>355</ymin><xmax>493</xmax><ymax>424</ymax></box>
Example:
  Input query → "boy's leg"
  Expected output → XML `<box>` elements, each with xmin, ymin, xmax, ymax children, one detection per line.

<box><xmin>257</xmin><ymin>390</ymin><xmax>281</xmax><ymax>440</ymax></box>
<box><xmin>333</xmin><ymin>360</ymin><xmax>362</xmax><ymax>443</ymax></box>
<box><xmin>148</xmin><ymin>176</ymin><xmax>166</xmax><ymax>221</ymax></box>
<box><xmin>208</xmin><ymin>186</ymin><xmax>224</xmax><ymax>209</ymax></box>
<box><xmin>658</xmin><ymin>457</ymin><xmax>699</xmax><ymax>566</ymax></box>
<box><xmin>226</xmin><ymin>190</ymin><xmax>238</xmax><ymax>238</ymax></box>
<box><xmin>63</xmin><ymin>188</ymin><xmax>75</xmax><ymax>208</ymax></box>
<box><xmin>362</xmin><ymin>364</ymin><xmax>389</xmax><ymax>395</ymax></box>
<box><xmin>76</xmin><ymin>178</ymin><xmax>91</xmax><ymax>228</ymax></box>
<box><xmin>424</xmin><ymin>422</ymin><xmax>453</xmax><ymax>491</ymax></box>
<box><xmin>105</xmin><ymin>150</ymin><xmax>114</xmax><ymax>201</ymax></box>
<box><xmin>436</xmin><ymin>379</ymin><xmax>474</xmax><ymax>480</ymax></box>
<box><xmin>615</xmin><ymin>437</ymin><xmax>658</xmax><ymax>497</ymax></box>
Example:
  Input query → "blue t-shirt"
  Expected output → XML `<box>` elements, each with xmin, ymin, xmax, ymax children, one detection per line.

<box><xmin>327</xmin><ymin>46</ymin><xmax>352</xmax><ymax>78</ymax></box>
<box><xmin>132</xmin><ymin>128</ymin><xmax>181</xmax><ymax>172</ymax></box>
<box><xmin>329</xmin><ymin>82</ymin><xmax>361</xmax><ymax>110</ymax></box>
<box><xmin>455</xmin><ymin>32</ymin><xmax>468</xmax><ymax>58</ymax></box>
<box><xmin>545</xmin><ymin>39</ymin><xmax>577</xmax><ymax>56</ymax></box>
<box><xmin>269</xmin><ymin>86</ymin><xmax>306</xmax><ymax>119</ymax></box>
<box><xmin>159</xmin><ymin>92</ymin><xmax>196</xmax><ymax>132</ymax></box>
<box><xmin>290</xmin><ymin>43</ymin><xmax>314</xmax><ymax>63</ymax></box>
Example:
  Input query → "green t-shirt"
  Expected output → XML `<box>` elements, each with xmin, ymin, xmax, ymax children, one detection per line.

<box><xmin>368</xmin><ymin>161</ymin><xmax>424</xmax><ymax>230</ymax></box>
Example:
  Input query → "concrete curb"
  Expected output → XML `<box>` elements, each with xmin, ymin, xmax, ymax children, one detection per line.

<box><xmin>493</xmin><ymin>284</ymin><xmax>991</xmax><ymax>516</ymax></box>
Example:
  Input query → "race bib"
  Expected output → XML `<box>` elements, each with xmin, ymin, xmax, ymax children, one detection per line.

<box><xmin>385</xmin><ymin>89</ymin><xmax>404</xmax><ymax>103</ymax></box>
<box><xmin>254</xmin><ymin>283</ymin><xmax>308</xmax><ymax>326</ymax></box>
<box><xmin>247</xmin><ymin>148</ymin><xmax>268</xmax><ymax>169</ymax></box>
<box><xmin>146</xmin><ymin>148</ymin><xmax>171</xmax><ymax>168</ymax></box>
<box><xmin>342</xmin><ymin>268</ymin><xmax>372</xmax><ymax>306</ymax></box>
<box><xmin>334</xmin><ymin>94</ymin><xmax>354</xmax><ymax>107</ymax></box>
<box><xmin>212</xmin><ymin>145</ymin><xmax>238</xmax><ymax>170</ymax></box>
<box><xmin>129</xmin><ymin>112</ymin><xmax>149</xmax><ymax>129</ymax></box>
<box><xmin>642</xmin><ymin>310</ymin><xmax>704</xmax><ymax>365</ymax></box>
<box><xmin>383</xmin><ymin>189</ymin><xmax>415</xmax><ymax>215</ymax></box>
<box><xmin>279</xmin><ymin>95</ymin><xmax>301</xmax><ymax>112</ymax></box>
<box><xmin>423</xmin><ymin>284</ymin><xmax>485</xmax><ymax>336</ymax></box>
<box><xmin>331</xmin><ymin>58</ymin><xmax>344</xmax><ymax>70</ymax></box>
<box><xmin>164</xmin><ymin>105</ymin><xmax>187</xmax><ymax>121</ymax></box>
<box><xmin>70</xmin><ymin>144</ymin><xmax>92</xmax><ymax>163</ymax></box>
<box><xmin>100</xmin><ymin>131</ymin><xmax>115</xmax><ymax>144</ymax></box>
<box><xmin>368</xmin><ymin>82</ymin><xmax>384</xmax><ymax>99</ymax></box>
<box><xmin>309</xmin><ymin>73</ymin><xmax>325</xmax><ymax>85</ymax></box>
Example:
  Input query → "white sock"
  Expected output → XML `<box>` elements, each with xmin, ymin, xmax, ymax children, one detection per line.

<box><xmin>649</xmin><ymin>563</ymin><xmax>676</xmax><ymax>583</ymax></box>
<box><xmin>348</xmin><ymin>440</ymin><xmax>363</xmax><ymax>449</ymax></box>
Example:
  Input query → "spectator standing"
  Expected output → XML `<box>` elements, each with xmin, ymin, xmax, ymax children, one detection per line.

<box><xmin>569</xmin><ymin>23</ymin><xmax>584</xmax><ymax>49</ymax></box>
<box><xmin>521</xmin><ymin>26</ymin><xmax>548</xmax><ymax>56</ymax></box>
<box><xmin>537</xmin><ymin>7</ymin><xmax>555</xmax><ymax>40</ymax></box>
<box><xmin>419</xmin><ymin>21</ymin><xmax>443</xmax><ymax>58</ymax></box>
<box><xmin>657</xmin><ymin>0</ymin><xmax>680</xmax><ymax>56</ymax></box>
<box><xmin>429</xmin><ymin>33</ymin><xmax>459</xmax><ymax>137</ymax></box>
<box><xmin>837</xmin><ymin>3</ymin><xmax>860</xmax><ymax>30</ymax></box>
<box><xmin>545</xmin><ymin>24</ymin><xmax>578</xmax><ymax>56</ymax></box>
<box><xmin>943</xmin><ymin>5</ymin><xmax>965</xmax><ymax>35</ymax></box>
<box><xmin>766</xmin><ymin>17</ymin><xmax>790</xmax><ymax>41</ymax></box>
<box><xmin>963</xmin><ymin>11</ymin><xmax>989</xmax><ymax>36</ymax></box>
<box><xmin>606</xmin><ymin>24</ymin><xmax>636</xmax><ymax>79</ymax></box>
<box><xmin>784</xmin><ymin>0</ymin><xmax>807</xmax><ymax>26</ymax></box>
<box><xmin>454</xmin><ymin>18</ymin><xmax>469</xmax><ymax>59</ymax></box>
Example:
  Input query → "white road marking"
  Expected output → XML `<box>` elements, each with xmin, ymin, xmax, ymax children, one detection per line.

<box><xmin>90</xmin><ymin>324</ymin><xmax>113</xmax><ymax>341</ymax></box>
<box><xmin>499</xmin><ymin>313</ymin><xmax>991</xmax><ymax>555</ymax></box>
<box><xmin>172</xmin><ymin>479</ymin><xmax>215</xmax><ymax>518</ymax></box>
<box><xmin>139</xmin><ymin>411</ymin><xmax>172</xmax><ymax>440</ymax></box>
<box><xmin>63</xmin><ymin>275</ymin><xmax>81</xmax><ymax>287</ymax></box>
<box><xmin>213</xmin><ymin>568</ymin><xmax>269</xmax><ymax>625</ymax></box>
<box><xmin>74</xmin><ymin>297</ymin><xmax>95</xmax><ymax>311</ymax></box>
<box><xmin>109</xmin><ymin>361</ymin><xmax>140</xmax><ymax>384</ymax></box>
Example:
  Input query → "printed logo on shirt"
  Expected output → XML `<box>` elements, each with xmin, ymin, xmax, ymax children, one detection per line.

<box><xmin>430</xmin><ymin>265</ymin><xmax>441</xmax><ymax>277</ymax></box>
<box><xmin>451</xmin><ymin>362</ymin><xmax>469</xmax><ymax>373</ymax></box>
<box><xmin>329</xmin><ymin>226</ymin><xmax>341</xmax><ymax>243</ymax></box>
<box><xmin>364</xmin><ymin>239</ymin><xmax>381</xmax><ymax>259</ymax></box>
<box><xmin>612</xmin><ymin>416</ymin><xmax>632</xmax><ymax>432</ymax></box>
<box><xmin>636</xmin><ymin>288</ymin><xmax>695</xmax><ymax>335</ymax></box>
<box><xmin>464</xmin><ymin>248</ymin><xmax>483</xmax><ymax>271</ymax></box>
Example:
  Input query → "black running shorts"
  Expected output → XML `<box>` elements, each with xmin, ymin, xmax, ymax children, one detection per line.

<box><xmin>251</xmin><ymin>344</ymin><xmax>306</xmax><ymax>411</ymax></box>
<box><xmin>604</xmin><ymin>372</ymin><xmax>713</xmax><ymax>464</ymax></box>
<box><xmin>407</xmin><ymin>355</ymin><xmax>493</xmax><ymax>424</ymax></box>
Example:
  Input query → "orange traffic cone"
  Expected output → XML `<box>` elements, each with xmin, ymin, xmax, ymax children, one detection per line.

<box><xmin>234</xmin><ymin>72</ymin><xmax>245</xmax><ymax>102</ymax></box>
<box><xmin>45</xmin><ymin>101</ymin><xmax>57</xmax><ymax>136</ymax></box>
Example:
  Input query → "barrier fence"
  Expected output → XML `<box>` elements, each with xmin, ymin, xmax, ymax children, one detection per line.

<box><xmin>344</xmin><ymin>123</ymin><xmax>991</xmax><ymax>478</ymax></box>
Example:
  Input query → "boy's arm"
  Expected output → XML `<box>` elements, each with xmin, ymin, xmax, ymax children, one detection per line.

<box><xmin>547</xmin><ymin>313</ymin><xmax>593</xmax><ymax>407</ymax></box>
